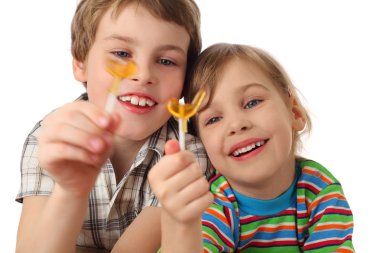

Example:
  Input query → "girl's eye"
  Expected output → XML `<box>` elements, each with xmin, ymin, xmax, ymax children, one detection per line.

<box><xmin>206</xmin><ymin>116</ymin><xmax>221</xmax><ymax>125</ymax></box>
<box><xmin>112</xmin><ymin>51</ymin><xmax>131</xmax><ymax>58</ymax></box>
<box><xmin>158</xmin><ymin>58</ymin><xmax>175</xmax><ymax>66</ymax></box>
<box><xmin>244</xmin><ymin>99</ymin><xmax>262</xmax><ymax>109</ymax></box>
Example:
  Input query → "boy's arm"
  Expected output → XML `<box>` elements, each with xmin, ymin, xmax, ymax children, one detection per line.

<box><xmin>16</xmin><ymin>101</ymin><xmax>119</xmax><ymax>253</ymax></box>
<box><xmin>303</xmin><ymin>184</ymin><xmax>355</xmax><ymax>252</ymax></box>
<box><xmin>16</xmin><ymin>189</ymin><xmax>89</xmax><ymax>253</ymax></box>
<box><xmin>148</xmin><ymin>140</ymin><xmax>213</xmax><ymax>253</ymax></box>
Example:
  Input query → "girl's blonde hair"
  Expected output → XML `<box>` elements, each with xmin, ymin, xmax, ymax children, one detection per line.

<box><xmin>71</xmin><ymin>0</ymin><xmax>201</xmax><ymax>79</ymax></box>
<box><xmin>185</xmin><ymin>43</ymin><xmax>312</xmax><ymax>153</ymax></box>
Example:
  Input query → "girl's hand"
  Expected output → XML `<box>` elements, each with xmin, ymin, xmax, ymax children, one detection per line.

<box><xmin>148</xmin><ymin>140</ymin><xmax>213</xmax><ymax>224</ymax></box>
<box><xmin>37</xmin><ymin>101</ymin><xmax>120</xmax><ymax>198</ymax></box>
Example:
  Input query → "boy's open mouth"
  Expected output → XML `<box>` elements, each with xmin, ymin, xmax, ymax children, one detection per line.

<box><xmin>230</xmin><ymin>139</ymin><xmax>269</xmax><ymax>157</ymax></box>
<box><xmin>118</xmin><ymin>95</ymin><xmax>157</xmax><ymax>107</ymax></box>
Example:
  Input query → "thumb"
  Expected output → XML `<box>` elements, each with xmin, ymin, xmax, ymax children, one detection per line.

<box><xmin>164</xmin><ymin>139</ymin><xmax>180</xmax><ymax>155</ymax></box>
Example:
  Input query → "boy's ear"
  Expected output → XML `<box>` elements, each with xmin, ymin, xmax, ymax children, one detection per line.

<box><xmin>72</xmin><ymin>58</ymin><xmax>87</xmax><ymax>83</ymax></box>
<box><xmin>290</xmin><ymin>96</ymin><xmax>306</xmax><ymax>131</ymax></box>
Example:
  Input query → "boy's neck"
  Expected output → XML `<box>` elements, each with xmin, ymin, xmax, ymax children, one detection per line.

<box><xmin>111</xmin><ymin>138</ymin><xmax>147</xmax><ymax>183</ymax></box>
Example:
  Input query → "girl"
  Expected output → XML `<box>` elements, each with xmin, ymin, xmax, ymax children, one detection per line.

<box><xmin>149</xmin><ymin>43</ymin><xmax>354</xmax><ymax>252</ymax></box>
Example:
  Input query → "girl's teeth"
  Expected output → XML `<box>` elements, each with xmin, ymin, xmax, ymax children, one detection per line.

<box><xmin>131</xmin><ymin>96</ymin><xmax>139</xmax><ymax>105</ymax></box>
<box><xmin>138</xmin><ymin>98</ymin><xmax>146</xmax><ymax>106</ymax></box>
<box><xmin>146</xmin><ymin>100</ymin><xmax>155</xmax><ymax>106</ymax></box>
<box><xmin>232</xmin><ymin>141</ymin><xmax>265</xmax><ymax>157</ymax></box>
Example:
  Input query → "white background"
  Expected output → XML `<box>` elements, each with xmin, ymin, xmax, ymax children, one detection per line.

<box><xmin>1</xmin><ymin>1</ymin><xmax>379</xmax><ymax>251</ymax></box>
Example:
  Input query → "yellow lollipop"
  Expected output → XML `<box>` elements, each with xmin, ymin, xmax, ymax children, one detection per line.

<box><xmin>167</xmin><ymin>89</ymin><xmax>206</xmax><ymax>150</ymax></box>
<box><xmin>104</xmin><ymin>58</ymin><xmax>137</xmax><ymax>112</ymax></box>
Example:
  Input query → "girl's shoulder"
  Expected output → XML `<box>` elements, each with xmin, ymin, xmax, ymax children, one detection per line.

<box><xmin>297</xmin><ymin>158</ymin><xmax>339</xmax><ymax>185</ymax></box>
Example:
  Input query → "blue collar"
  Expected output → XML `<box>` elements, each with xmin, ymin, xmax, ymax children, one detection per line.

<box><xmin>233</xmin><ymin>163</ymin><xmax>301</xmax><ymax>216</ymax></box>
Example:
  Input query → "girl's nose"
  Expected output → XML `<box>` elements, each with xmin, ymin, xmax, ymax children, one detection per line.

<box><xmin>227</xmin><ymin>113</ymin><xmax>252</xmax><ymax>136</ymax></box>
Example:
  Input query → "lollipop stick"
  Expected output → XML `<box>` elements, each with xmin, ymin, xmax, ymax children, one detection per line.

<box><xmin>178</xmin><ymin>118</ymin><xmax>186</xmax><ymax>150</ymax></box>
<box><xmin>105</xmin><ymin>77</ymin><xmax>121</xmax><ymax>113</ymax></box>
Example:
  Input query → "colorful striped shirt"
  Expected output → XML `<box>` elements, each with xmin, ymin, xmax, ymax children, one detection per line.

<box><xmin>202</xmin><ymin>159</ymin><xmax>354</xmax><ymax>252</ymax></box>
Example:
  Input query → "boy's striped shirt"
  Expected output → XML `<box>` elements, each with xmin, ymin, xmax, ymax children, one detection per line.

<box><xmin>202</xmin><ymin>159</ymin><xmax>354</xmax><ymax>252</ymax></box>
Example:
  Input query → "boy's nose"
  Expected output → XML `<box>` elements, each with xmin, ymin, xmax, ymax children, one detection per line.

<box><xmin>131</xmin><ymin>62</ymin><xmax>155</xmax><ymax>85</ymax></box>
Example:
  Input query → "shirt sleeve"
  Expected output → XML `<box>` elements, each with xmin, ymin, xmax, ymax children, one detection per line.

<box><xmin>202</xmin><ymin>204</ymin><xmax>237</xmax><ymax>253</ymax></box>
<box><xmin>303</xmin><ymin>183</ymin><xmax>355</xmax><ymax>252</ymax></box>
<box><xmin>16</xmin><ymin>121</ymin><xmax>54</xmax><ymax>203</ymax></box>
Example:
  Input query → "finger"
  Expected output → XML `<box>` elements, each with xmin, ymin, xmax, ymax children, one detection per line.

<box><xmin>40</xmin><ymin>122</ymin><xmax>113</xmax><ymax>154</ymax></box>
<box><xmin>171</xmin><ymin>191</ymin><xmax>214</xmax><ymax>223</ymax></box>
<box><xmin>43</xmin><ymin>101</ymin><xmax>112</xmax><ymax>132</ymax></box>
<box><xmin>182</xmin><ymin>191</ymin><xmax>214</xmax><ymax>219</ymax></box>
<box><xmin>165</xmin><ymin>161</ymin><xmax>203</xmax><ymax>191</ymax></box>
<box><xmin>176</xmin><ymin>176</ymin><xmax>210</xmax><ymax>205</ymax></box>
<box><xmin>38</xmin><ymin>142</ymin><xmax>106</xmax><ymax>168</ymax></box>
<box><xmin>164</xmin><ymin>139</ymin><xmax>180</xmax><ymax>155</ymax></box>
<box><xmin>149</xmin><ymin>150</ymin><xmax>195</xmax><ymax>183</ymax></box>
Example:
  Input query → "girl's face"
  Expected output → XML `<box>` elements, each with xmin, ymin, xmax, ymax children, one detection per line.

<box><xmin>197</xmin><ymin>58</ymin><xmax>305</xmax><ymax>199</ymax></box>
<box><xmin>73</xmin><ymin>3</ymin><xmax>189</xmax><ymax>143</ymax></box>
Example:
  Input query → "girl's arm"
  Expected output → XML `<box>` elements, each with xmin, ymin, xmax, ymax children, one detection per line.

<box><xmin>148</xmin><ymin>140</ymin><xmax>213</xmax><ymax>253</ymax></box>
<box><xmin>111</xmin><ymin>207</ymin><xmax>161</xmax><ymax>253</ymax></box>
<box><xmin>303</xmin><ymin>184</ymin><xmax>354</xmax><ymax>252</ymax></box>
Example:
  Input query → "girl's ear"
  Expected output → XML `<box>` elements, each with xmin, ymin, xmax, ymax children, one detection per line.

<box><xmin>72</xmin><ymin>58</ymin><xmax>87</xmax><ymax>83</ymax></box>
<box><xmin>290</xmin><ymin>96</ymin><xmax>306</xmax><ymax>131</ymax></box>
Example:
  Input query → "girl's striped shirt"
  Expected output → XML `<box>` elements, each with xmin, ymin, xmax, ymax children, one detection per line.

<box><xmin>202</xmin><ymin>159</ymin><xmax>354</xmax><ymax>252</ymax></box>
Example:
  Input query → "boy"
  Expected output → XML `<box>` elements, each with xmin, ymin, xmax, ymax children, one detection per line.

<box><xmin>15</xmin><ymin>1</ymin><xmax>211</xmax><ymax>252</ymax></box>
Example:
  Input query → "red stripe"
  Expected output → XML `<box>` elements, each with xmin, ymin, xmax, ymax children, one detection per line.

<box><xmin>202</xmin><ymin>220</ymin><xmax>234</xmax><ymax>248</ymax></box>
<box><xmin>304</xmin><ymin>235</ymin><xmax>352</xmax><ymax>250</ymax></box>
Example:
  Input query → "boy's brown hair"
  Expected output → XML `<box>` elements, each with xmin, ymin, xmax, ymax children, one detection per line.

<box><xmin>71</xmin><ymin>0</ymin><xmax>201</xmax><ymax>79</ymax></box>
<box><xmin>185</xmin><ymin>43</ymin><xmax>312</xmax><ymax>154</ymax></box>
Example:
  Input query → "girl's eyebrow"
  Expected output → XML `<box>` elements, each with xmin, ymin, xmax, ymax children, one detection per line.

<box><xmin>104</xmin><ymin>34</ymin><xmax>186</xmax><ymax>56</ymax></box>
<box><xmin>241</xmin><ymin>82</ymin><xmax>269</xmax><ymax>92</ymax></box>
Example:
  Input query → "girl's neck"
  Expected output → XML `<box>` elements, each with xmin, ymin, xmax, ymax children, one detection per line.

<box><xmin>231</xmin><ymin>158</ymin><xmax>297</xmax><ymax>200</ymax></box>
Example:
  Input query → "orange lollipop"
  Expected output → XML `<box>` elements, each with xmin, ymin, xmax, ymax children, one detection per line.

<box><xmin>104</xmin><ymin>58</ymin><xmax>137</xmax><ymax>112</ymax></box>
<box><xmin>167</xmin><ymin>89</ymin><xmax>206</xmax><ymax>150</ymax></box>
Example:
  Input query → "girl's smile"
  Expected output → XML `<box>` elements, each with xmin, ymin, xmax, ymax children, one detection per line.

<box><xmin>228</xmin><ymin>138</ymin><xmax>269</xmax><ymax>161</ymax></box>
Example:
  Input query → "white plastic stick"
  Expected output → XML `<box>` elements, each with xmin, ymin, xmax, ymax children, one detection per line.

<box><xmin>105</xmin><ymin>93</ymin><xmax>117</xmax><ymax>113</ymax></box>
<box><xmin>178</xmin><ymin>119</ymin><xmax>185</xmax><ymax>151</ymax></box>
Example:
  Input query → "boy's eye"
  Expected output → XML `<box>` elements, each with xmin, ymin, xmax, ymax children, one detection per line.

<box><xmin>244</xmin><ymin>99</ymin><xmax>262</xmax><ymax>109</ymax></box>
<box><xmin>206</xmin><ymin>116</ymin><xmax>221</xmax><ymax>125</ymax></box>
<box><xmin>112</xmin><ymin>51</ymin><xmax>131</xmax><ymax>58</ymax></box>
<box><xmin>158</xmin><ymin>58</ymin><xmax>175</xmax><ymax>66</ymax></box>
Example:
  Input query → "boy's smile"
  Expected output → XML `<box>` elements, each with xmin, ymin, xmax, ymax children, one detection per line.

<box><xmin>73</xmin><ymin>2</ymin><xmax>190</xmax><ymax>143</ymax></box>
<box><xmin>197</xmin><ymin>58</ymin><xmax>304</xmax><ymax>199</ymax></box>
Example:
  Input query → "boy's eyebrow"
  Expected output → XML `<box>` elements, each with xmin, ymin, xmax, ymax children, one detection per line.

<box><xmin>104</xmin><ymin>34</ymin><xmax>186</xmax><ymax>56</ymax></box>
<box><xmin>104</xmin><ymin>34</ymin><xmax>136</xmax><ymax>44</ymax></box>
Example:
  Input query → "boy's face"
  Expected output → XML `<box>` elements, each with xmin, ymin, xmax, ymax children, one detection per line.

<box><xmin>197</xmin><ymin>58</ymin><xmax>305</xmax><ymax>198</ymax></box>
<box><xmin>73</xmin><ymin>3</ymin><xmax>190</xmax><ymax>142</ymax></box>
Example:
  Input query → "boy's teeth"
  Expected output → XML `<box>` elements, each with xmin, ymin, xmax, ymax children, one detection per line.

<box><xmin>232</xmin><ymin>140</ymin><xmax>265</xmax><ymax>157</ymax></box>
<box><xmin>119</xmin><ymin>95</ymin><xmax>155</xmax><ymax>107</ymax></box>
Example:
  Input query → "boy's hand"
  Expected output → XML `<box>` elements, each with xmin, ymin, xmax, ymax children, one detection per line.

<box><xmin>37</xmin><ymin>101</ymin><xmax>119</xmax><ymax>198</ymax></box>
<box><xmin>148</xmin><ymin>140</ymin><xmax>213</xmax><ymax>224</ymax></box>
